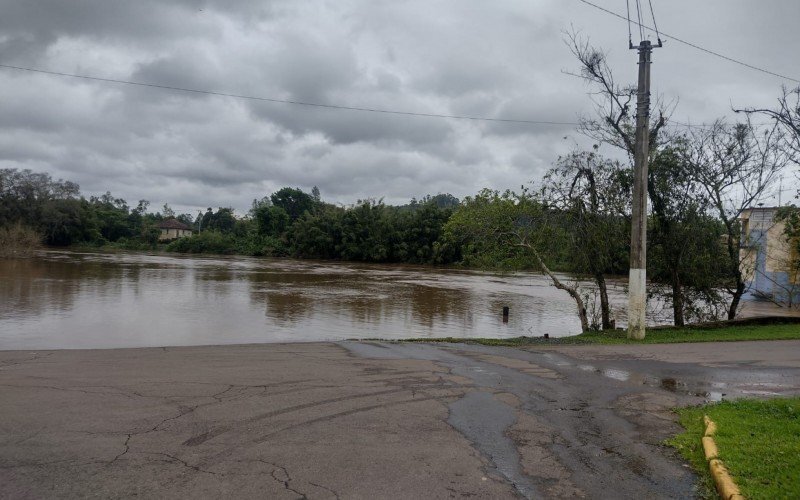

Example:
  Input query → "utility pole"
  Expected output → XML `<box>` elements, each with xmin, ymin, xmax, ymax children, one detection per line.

<box><xmin>627</xmin><ymin>39</ymin><xmax>659</xmax><ymax>340</ymax></box>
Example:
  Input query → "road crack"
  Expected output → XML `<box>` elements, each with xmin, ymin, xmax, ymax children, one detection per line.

<box><xmin>259</xmin><ymin>460</ymin><xmax>308</xmax><ymax>498</ymax></box>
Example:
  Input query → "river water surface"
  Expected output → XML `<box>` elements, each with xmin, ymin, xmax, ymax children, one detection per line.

<box><xmin>0</xmin><ymin>250</ymin><xmax>790</xmax><ymax>350</ymax></box>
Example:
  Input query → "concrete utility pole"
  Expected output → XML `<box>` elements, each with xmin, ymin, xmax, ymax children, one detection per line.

<box><xmin>627</xmin><ymin>39</ymin><xmax>656</xmax><ymax>340</ymax></box>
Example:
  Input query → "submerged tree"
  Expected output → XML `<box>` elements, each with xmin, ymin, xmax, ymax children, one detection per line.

<box><xmin>445</xmin><ymin>189</ymin><xmax>592</xmax><ymax>333</ymax></box>
<box><xmin>540</xmin><ymin>148</ymin><xmax>630</xmax><ymax>329</ymax></box>
<box><xmin>647</xmin><ymin>146</ymin><xmax>728</xmax><ymax>325</ymax></box>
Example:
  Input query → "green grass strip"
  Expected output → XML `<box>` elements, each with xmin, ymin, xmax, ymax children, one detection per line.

<box><xmin>398</xmin><ymin>323</ymin><xmax>800</xmax><ymax>346</ymax></box>
<box><xmin>573</xmin><ymin>323</ymin><xmax>800</xmax><ymax>345</ymax></box>
<box><xmin>668</xmin><ymin>397</ymin><xmax>800</xmax><ymax>499</ymax></box>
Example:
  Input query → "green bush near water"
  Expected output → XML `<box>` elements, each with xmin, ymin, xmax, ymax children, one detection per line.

<box><xmin>166</xmin><ymin>231</ymin><xmax>238</xmax><ymax>255</ymax></box>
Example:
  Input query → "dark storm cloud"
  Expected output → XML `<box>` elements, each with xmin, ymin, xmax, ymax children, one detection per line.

<box><xmin>0</xmin><ymin>2</ymin><xmax>222</xmax><ymax>61</ymax></box>
<box><xmin>0</xmin><ymin>0</ymin><xmax>797</xmax><ymax>212</ymax></box>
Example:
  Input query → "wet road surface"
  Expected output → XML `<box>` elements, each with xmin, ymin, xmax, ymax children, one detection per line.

<box><xmin>2</xmin><ymin>340</ymin><xmax>799</xmax><ymax>499</ymax></box>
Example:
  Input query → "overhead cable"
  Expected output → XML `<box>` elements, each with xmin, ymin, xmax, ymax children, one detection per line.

<box><xmin>0</xmin><ymin>63</ymin><xmax>576</xmax><ymax>126</ymax></box>
<box><xmin>575</xmin><ymin>0</ymin><xmax>800</xmax><ymax>84</ymax></box>
<box><xmin>0</xmin><ymin>64</ymin><xmax>772</xmax><ymax>130</ymax></box>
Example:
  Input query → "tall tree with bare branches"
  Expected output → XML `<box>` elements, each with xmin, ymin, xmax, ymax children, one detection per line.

<box><xmin>565</xmin><ymin>31</ymin><xmax>671</xmax><ymax>158</ymax></box>
<box><xmin>686</xmin><ymin>120</ymin><xmax>791</xmax><ymax>318</ymax></box>
<box><xmin>736</xmin><ymin>85</ymin><xmax>800</xmax><ymax>164</ymax></box>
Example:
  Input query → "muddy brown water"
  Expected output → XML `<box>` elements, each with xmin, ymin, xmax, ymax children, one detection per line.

<box><xmin>0</xmin><ymin>250</ymin><xmax>793</xmax><ymax>350</ymax></box>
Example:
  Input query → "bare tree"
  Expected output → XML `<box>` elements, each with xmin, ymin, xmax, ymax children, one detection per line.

<box><xmin>736</xmin><ymin>85</ymin><xmax>800</xmax><ymax>163</ymax></box>
<box><xmin>565</xmin><ymin>31</ymin><xmax>671</xmax><ymax>158</ymax></box>
<box><xmin>686</xmin><ymin>120</ymin><xmax>791</xmax><ymax>318</ymax></box>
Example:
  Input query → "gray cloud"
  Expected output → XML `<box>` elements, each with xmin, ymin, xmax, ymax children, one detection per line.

<box><xmin>0</xmin><ymin>0</ymin><xmax>797</xmax><ymax>214</ymax></box>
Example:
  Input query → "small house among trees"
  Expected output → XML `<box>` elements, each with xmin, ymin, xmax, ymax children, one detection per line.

<box><xmin>157</xmin><ymin>219</ymin><xmax>193</xmax><ymax>242</ymax></box>
<box><xmin>740</xmin><ymin>207</ymin><xmax>800</xmax><ymax>307</ymax></box>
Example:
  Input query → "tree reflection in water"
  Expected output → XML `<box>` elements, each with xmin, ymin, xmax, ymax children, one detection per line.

<box><xmin>6</xmin><ymin>250</ymin><xmax>790</xmax><ymax>350</ymax></box>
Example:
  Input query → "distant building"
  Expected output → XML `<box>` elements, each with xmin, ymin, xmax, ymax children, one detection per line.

<box><xmin>157</xmin><ymin>219</ymin><xmax>193</xmax><ymax>242</ymax></box>
<box><xmin>740</xmin><ymin>207</ymin><xmax>800</xmax><ymax>306</ymax></box>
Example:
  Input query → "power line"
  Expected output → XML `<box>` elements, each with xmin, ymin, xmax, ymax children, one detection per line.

<box><xmin>666</xmin><ymin>118</ymin><xmax>773</xmax><ymax>129</ymax></box>
<box><xmin>0</xmin><ymin>64</ymin><xmax>756</xmax><ymax>128</ymax></box>
<box><xmin>0</xmin><ymin>63</ymin><xmax>578</xmax><ymax>126</ymax></box>
<box><xmin>625</xmin><ymin>0</ymin><xmax>633</xmax><ymax>45</ymax></box>
<box><xmin>575</xmin><ymin>0</ymin><xmax>800</xmax><ymax>84</ymax></box>
<box><xmin>646</xmin><ymin>0</ymin><xmax>662</xmax><ymax>43</ymax></box>
<box><xmin>634</xmin><ymin>0</ymin><xmax>644</xmax><ymax>42</ymax></box>
<box><xmin>0</xmin><ymin>65</ymin><xmax>770</xmax><ymax>131</ymax></box>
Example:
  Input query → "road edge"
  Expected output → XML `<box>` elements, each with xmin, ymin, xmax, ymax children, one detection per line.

<box><xmin>702</xmin><ymin>415</ymin><xmax>745</xmax><ymax>500</ymax></box>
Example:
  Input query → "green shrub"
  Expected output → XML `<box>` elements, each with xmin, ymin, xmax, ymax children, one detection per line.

<box><xmin>166</xmin><ymin>231</ymin><xmax>237</xmax><ymax>254</ymax></box>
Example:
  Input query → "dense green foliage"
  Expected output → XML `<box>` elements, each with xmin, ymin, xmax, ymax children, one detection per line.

<box><xmin>442</xmin><ymin>188</ymin><xmax>552</xmax><ymax>270</ymax></box>
<box><xmin>647</xmin><ymin>146</ymin><xmax>731</xmax><ymax>325</ymax></box>
<box><xmin>0</xmin><ymin>169</ymin><xmax>467</xmax><ymax>265</ymax></box>
<box><xmin>0</xmin><ymin>169</ymin><xmax>188</xmax><ymax>248</ymax></box>
<box><xmin>171</xmin><ymin>195</ymin><xmax>462</xmax><ymax>263</ymax></box>
<box><xmin>669</xmin><ymin>397</ymin><xmax>800</xmax><ymax>499</ymax></box>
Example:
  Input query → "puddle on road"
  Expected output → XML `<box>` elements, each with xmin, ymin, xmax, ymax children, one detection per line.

<box><xmin>601</xmin><ymin>369</ymin><xmax>632</xmax><ymax>382</ymax></box>
<box><xmin>579</xmin><ymin>366</ymin><xmax>765</xmax><ymax>403</ymax></box>
<box><xmin>448</xmin><ymin>391</ymin><xmax>539</xmax><ymax>499</ymax></box>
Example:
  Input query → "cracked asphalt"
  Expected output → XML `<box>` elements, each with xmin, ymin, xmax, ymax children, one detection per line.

<box><xmin>2</xmin><ymin>340</ymin><xmax>799</xmax><ymax>499</ymax></box>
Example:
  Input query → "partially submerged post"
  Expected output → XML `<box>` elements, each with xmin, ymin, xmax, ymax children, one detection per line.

<box><xmin>502</xmin><ymin>306</ymin><xmax>509</xmax><ymax>323</ymax></box>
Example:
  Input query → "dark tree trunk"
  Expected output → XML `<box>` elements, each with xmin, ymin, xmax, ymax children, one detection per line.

<box><xmin>671</xmin><ymin>269</ymin><xmax>684</xmax><ymax>327</ymax></box>
<box><xmin>728</xmin><ymin>281</ymin><xmax>746</xmax><ymax>320</ymax></box>
<box><xmin>723</xmin><ymin>219</ymin><xmax>745</xmax><ymax>321</ymax></box>
<box><xmin>594</xmin><ymin>271</ymin><xmax>612</xmax><ymax>329</ymax></box>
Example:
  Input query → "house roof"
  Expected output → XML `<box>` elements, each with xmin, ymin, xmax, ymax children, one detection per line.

<box><xmin>157</xmin><ymin>218</ymin><xmax>192</xmax><ymax>230</ymax></box>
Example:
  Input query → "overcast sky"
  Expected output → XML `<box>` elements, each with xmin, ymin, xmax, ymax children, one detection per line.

<box><xmin>1</xmin><ymin>0</ymin><xmax>797</xmax><ymax>215</ymax></box>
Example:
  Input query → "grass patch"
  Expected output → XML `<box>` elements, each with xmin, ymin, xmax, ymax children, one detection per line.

<box><xmin>399</xmin><ymin>322</ymin><xmax>800</xmax><ymax>347</ymax></box>
<box><xmin>574</xmin><ymin>322</ymin><xmax>800</xmax><ymax>344</ymax></box>
<box><xmin>668</xmin><ymin>397</ymin><xmax>800</xmax><ymax>499</ymax></box>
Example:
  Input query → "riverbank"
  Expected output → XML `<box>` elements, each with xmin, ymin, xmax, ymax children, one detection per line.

<box><xmin>404</xmin><ymin>319</ymin><xmax>800</xmax><ymax>347</ymax></box>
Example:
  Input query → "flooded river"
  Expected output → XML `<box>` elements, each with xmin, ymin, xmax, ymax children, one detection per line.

<box><xmin>0</xmin><ymin>250</ymin><xmax>792</xmax><ymax>350</ymax></box>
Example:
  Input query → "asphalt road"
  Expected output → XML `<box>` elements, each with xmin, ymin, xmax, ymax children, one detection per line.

<box><xmin>2</xmin><ymin>340</ymin><xmax>799</xmax><ymax>499</ymax></box>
